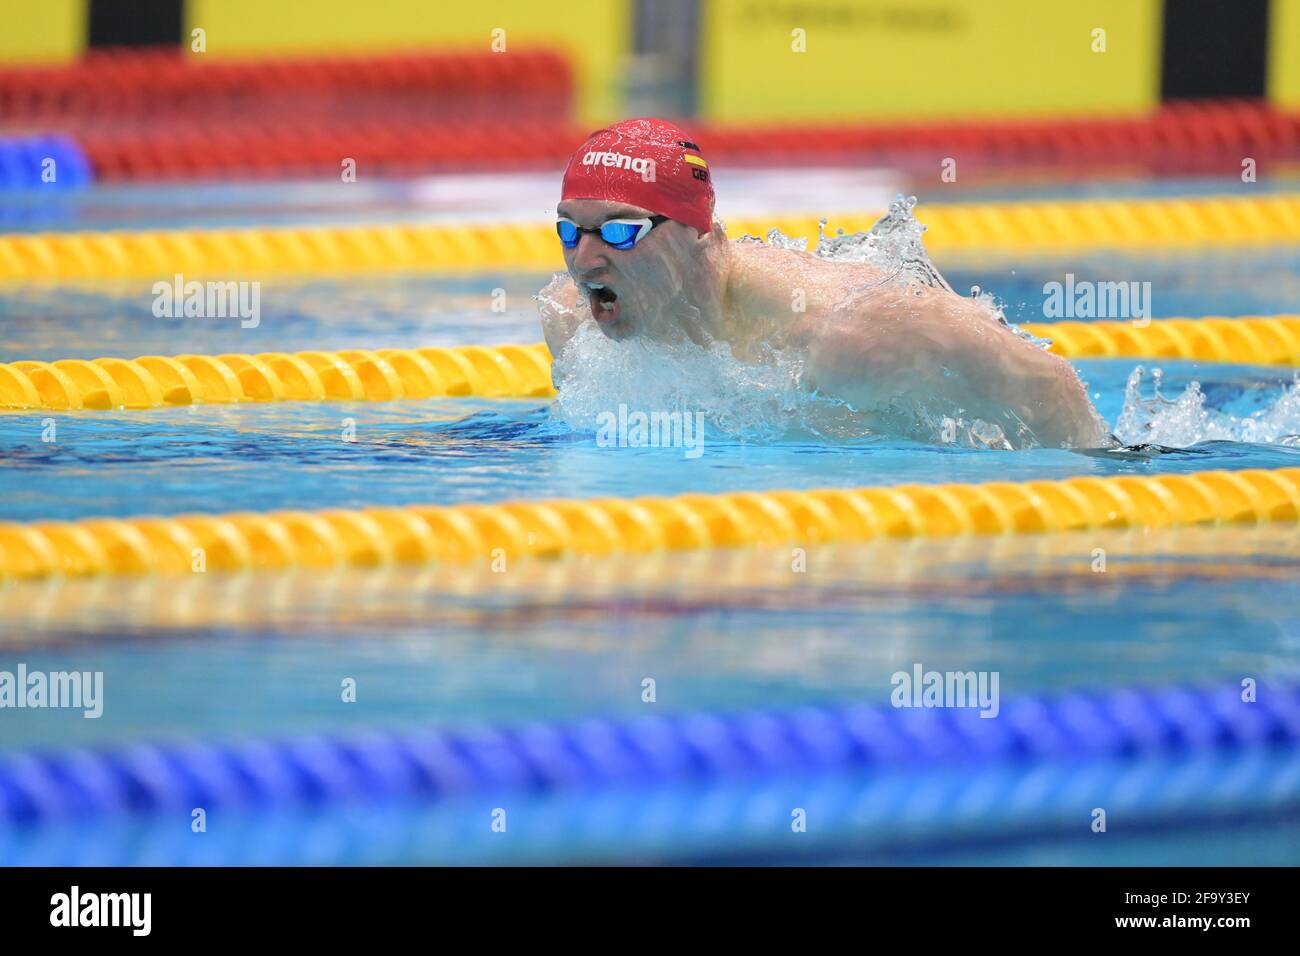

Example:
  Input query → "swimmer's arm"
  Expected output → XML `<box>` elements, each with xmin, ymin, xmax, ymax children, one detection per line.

<box><xmin>807</xmin><ymin>292</ymin><xmax>1110</xmax><ymax>448</ymax></box>
<box><xmin>537</xmin><ymin>276</ymin><xmax>587</xmax><ymax>358</ymax></box>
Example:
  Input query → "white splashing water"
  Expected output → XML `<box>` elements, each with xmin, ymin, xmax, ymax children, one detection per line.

<box><xmin>799</xmin><ymin>196</ymin><xmax>1051</xmax><ymax>351</ymax></box>
<box><xmin>1114</xmin><ymin>365</ymin><xmax>1300</xmax><ymax>447</ymax></box>
<box><xmin>548</xmin><ymin>319</ymin><xmax>870</xmax><ymax>441</ymax></box>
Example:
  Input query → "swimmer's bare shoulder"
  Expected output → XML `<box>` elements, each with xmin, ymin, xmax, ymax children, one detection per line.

<box><xmin>803</xmin><ymin>284</ymin><xmax>1110</xmax><ymax>447</ymax></box>
<box><xmin>726</xmin><ymin>241</ymin><xmax>892</xmax><ymax>319</ymax></box>
<box><xmin>726</xmin><ymin>242</ymin><xmax>1109</xmax><ymax>448</ymax></box>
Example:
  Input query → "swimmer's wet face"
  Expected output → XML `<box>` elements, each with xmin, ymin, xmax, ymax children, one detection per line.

<box><xmin>557</xmin><ymin>118</ymin><xmax>719</xmax><ymax>342</ymax></box>
<box><xmin>558</xmin><ymin>198</ymin><xmax>712</xmax><ymax>340</ymax></box>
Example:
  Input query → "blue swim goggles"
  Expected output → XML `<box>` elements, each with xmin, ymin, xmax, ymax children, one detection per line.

<box><xmin>556</xmin><ymin>215</ymin><xmax>668</xmax><ymax>251</ymax></box>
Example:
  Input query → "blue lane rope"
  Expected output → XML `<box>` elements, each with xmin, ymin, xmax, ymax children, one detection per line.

<box><xmin>1</xmin><ymin>681</ymin><xmax>1297</xmax><ymax>826</ymax></box>
<box><xmin>7</xmin><ymin>746</ymin><xmax>1299</xmax><ymax>866</ymax></box>
<box><xmin>0</xmin><ymin>136</ymin><xmax>92</xmax><ymax>191</ymax></box>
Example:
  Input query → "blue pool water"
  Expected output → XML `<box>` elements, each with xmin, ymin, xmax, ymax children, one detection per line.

<box><xmin>2</xmin><ymin>175</ymin><xmax>1299</xmax><ymax>865</ymax></box>
<box><xmin>2</xmin><ymin>249</ymin><xmax>1300</xmax><ymax>364</ymax></box>
<box><xmin>5</xmin><ymin>564</ymin><xmax>1298</xmax><ymax>746</ymax></box>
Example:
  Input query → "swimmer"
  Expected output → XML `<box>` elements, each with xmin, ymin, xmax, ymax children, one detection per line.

<box><xmin>539</xmin><ymin>118</ymin><xmax>1112</xmax><ymax>449</ymax></box>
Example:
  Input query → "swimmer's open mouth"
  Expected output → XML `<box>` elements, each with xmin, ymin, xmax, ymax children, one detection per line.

<box><xmin>586</xmin><ymin>283</ymin><xmax>621</xmax><ymax>324</ymax></box>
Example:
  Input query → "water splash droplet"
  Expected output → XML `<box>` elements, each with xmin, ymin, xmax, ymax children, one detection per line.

<box><xmin>1115</xmin><ymin>365</ymin><xmax>1300</xmax><ymax>446</ymax></box>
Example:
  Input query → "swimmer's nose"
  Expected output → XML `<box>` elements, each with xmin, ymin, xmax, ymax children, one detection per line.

<box><xmin>570</xmin><ymin>231</ymin><xmax>609</xmax><ymax>274</ymax></box>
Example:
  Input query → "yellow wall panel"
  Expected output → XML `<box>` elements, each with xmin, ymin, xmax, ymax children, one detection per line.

<box><xmin>700</xmin><ymin>0</ymin><xmax>1162</xmax><ymax>121</ymax></box>
<box><xmin>186</xmin><ymin>0</ymin><xmax>630</xmax><ymax>122</ymax></box>
<box><xmin>1270</xmin><ymin>0</ymin><xmax>1300</xmax><ymax>107</ymax></box>
<box><xmin>0</xmin><ymin>0</ymin><xmax>85</xmax><ymax>62</ymax></box>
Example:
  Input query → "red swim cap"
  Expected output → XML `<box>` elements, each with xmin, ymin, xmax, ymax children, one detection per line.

<box><xmin>561</xmin><ymin>118</ymin><xmax>715</xmax><ymax>236</ymax></box>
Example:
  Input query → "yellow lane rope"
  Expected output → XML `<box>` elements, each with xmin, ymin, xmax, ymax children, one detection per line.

<box><xmin>1023</xmin><ymin>314</ymin><xmax>1300</xmax><ymax>366</ymax></box>
<box><xmin>0</xmin><ymin>343</ymin><xmax>555</xmax><ymax>409</ymax></box>
<box><xmin>1</xmin><ymin>195</ymin><xmax>1297</xmax><ymax>281</ymax></box>
<box><xmin>1</xmin><ymin>468</ymin><xmax>1295</xmax><ymax>580</ymax></box>
<box><xmin>2</xmin><ymin>315</ymin><xmax>1296</xmax><ymax>412</ymax></box>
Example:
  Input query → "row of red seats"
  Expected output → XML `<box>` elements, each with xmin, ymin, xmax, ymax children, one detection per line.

<box><xmin>74</xmin><ymin>100</ymin><xmax>1300</xmax><ymax>180</ymax></box>
<box><xmin>708</xmin><ymin>101</ymin><xmax>1300</xmax><ymax>162</ymax></box>
<box><xmin>79</xmin><ymin>121</ymin><xmax>581</xmax><ymax>179</ymax></box>
<box><xmin>0</xmin><ymin>47</ymin><xmax>573</xmax><ymax>120</ymax></box>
